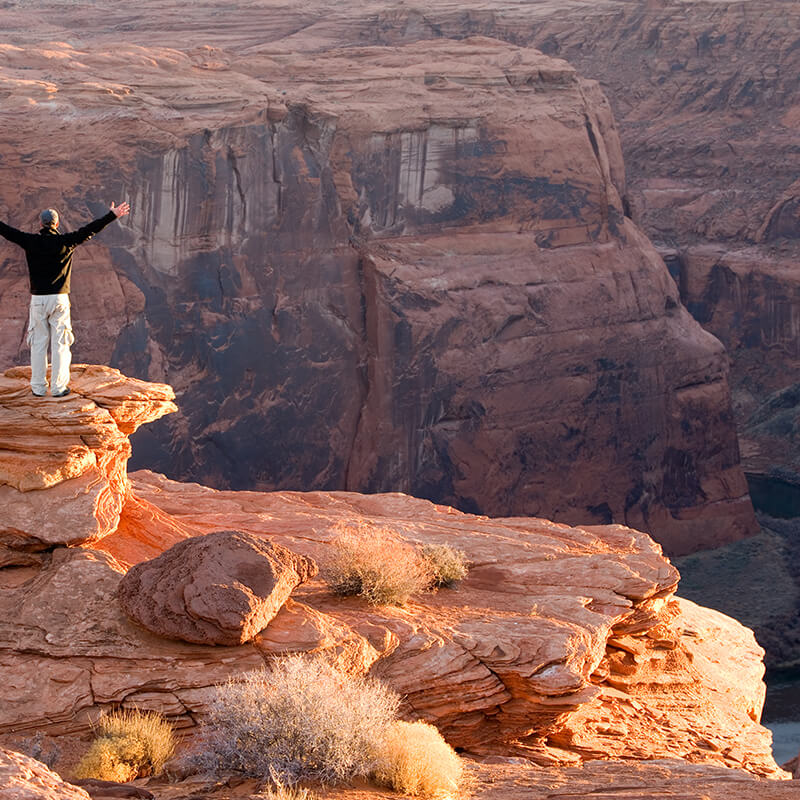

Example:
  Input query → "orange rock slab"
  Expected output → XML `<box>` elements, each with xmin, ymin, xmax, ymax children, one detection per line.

<box><xmin>93</xmin><ymin>471</ymin><xmax>784</xmax><ymax>777</ymax></box>
<box><xmin>0</xmin><ymin>365</ymin><xmax>176</xmax><ymax>556</ymax></box>
<box><xmin>0</xmin><ymin>747</ymin><xmax>90</xmax><ymax>800</ymax></box>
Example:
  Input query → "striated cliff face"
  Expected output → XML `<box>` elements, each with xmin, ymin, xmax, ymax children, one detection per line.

<box><xmin>0</xmin><ymin>371</ymin><xmax>785</xmax><ymax>780</ymax></box>
<box><xmin>0</xmin><ymin>3</ymin><xmax>760</xmax><ymax>554</ymax></box>
<box><xmin>350</xmin><ymin>0</ymin><xmax>800</xmax><ymax>500</ymax></box>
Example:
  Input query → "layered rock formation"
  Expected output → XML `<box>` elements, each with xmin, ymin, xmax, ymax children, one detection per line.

<box><xmin>0</xmin><ymin>3</ymin><xmax>760</xmax><ymax>554</ymax></box>
<box><xmin>0</xmin><ymin>365</ymin><xmax>175</xmax><ymax>566</ymax></box>
<box><xmin>349</xmin><ymin>0</ymin><xmax>800</xmax><ymax>502</ymax></box>
<box><xmin>0</xmin><ymin>370</ymin><xmax>784</xmax><ymax>779</ymax></box>
<box><xmin>514</xmin><ymin>0</ymin><xmax>800</xmax><ymax>504</ymax></box>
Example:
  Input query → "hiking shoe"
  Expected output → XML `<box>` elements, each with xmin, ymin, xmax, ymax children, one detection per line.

<box><xmin>31</xmin><ymin>389</ymin><xmax>46</xmax><ymax>397</ymax></box>
<box><xmin>52</xmin><ymin>387</ymin><xmax>71</xmax><ymax>398</ymax></box>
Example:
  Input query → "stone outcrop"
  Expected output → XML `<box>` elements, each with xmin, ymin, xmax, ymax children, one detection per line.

<box><xmin>0</xmin><ymin>368</ymin><xmax>785</xmax><ymax>779</ymax></box>
<box><xmin>118</xmin><ymin>531</ymin><xmax>318</xmax><ymax>645</ymax></box>
<box><xmin>0</xmin><ymin>366</ymin><xmax>175</xmax><ymax>565</ymax></box>
<box><xmin>509</xmin><ymin>0</ymin><xmax>800</xmax><ymax>511</ymax></box>
<box><xmin>0</xmin><ymin>747</ymin><xmax>90</xmax><ymax>800</ymax></box>
<box><xmin>0</xmin><ymin>6</ymin><xmax>759</xmax><ymax>554</ymax></box>
<box><xmin>105</xmin><ymin>470</ymin><xmax>781</xmax><ymax>778</ymax></box>
<box><xmin>469</xmin><ymin>759</ymin><xmax>799</xmax><ymax>800</ymax></box>
<box><xmin>354</xmin><ymin>0</ymin><xmax>800</xmax><ymax>513</ymax></box>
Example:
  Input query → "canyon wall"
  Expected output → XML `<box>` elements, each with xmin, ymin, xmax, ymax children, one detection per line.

<box><xmin>0</xmin><ymin>2</ymin><xmax>762</xmax><ymax>553</ymax></box>
<box><xmin>350</xmin><ymin>0</ymin><xmax>800</xmax><ymax>501</ymax></box>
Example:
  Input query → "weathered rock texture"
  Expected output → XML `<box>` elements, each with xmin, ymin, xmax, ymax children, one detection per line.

<box><xmin>1</xmin><ymin>456</ymin><xmax>774</xmax><ymax>778</ymax></box>
<box><xmin>513</xmin><ymin>0</ymin><xmax>800</xmax><ymax>509</ymax></box>
<box><xmin>335</xmin><ymin>0</ymin><xmax>800</xmax><ymax>507</ymax></box>
<box><xmin>469</xmin><ymin>759</ymin><xmax>800</xmax><ymax>800</ymax></box>
<box><xmin>0</xmin><ymin>747</ymin><xmax>90</xmax><ymax>800</ymax></box>
<box><xmin>118</xmin><ymin>531</ymin><xmax>318</xmax><ymax>645</ymax></box>
<box><xmin>0</xmin><ymin>3</ymin><xmax>759</xmax><ymax>554</ymax></box>
<box><xmin>0</xmin><ymin>366</ymin><xmax>175</xmax><ymax>564</ymax></box>
<box><xmin>0</xmin><ymin>370</ymin><xmax>785</xmax><ymax>777</ymax></box>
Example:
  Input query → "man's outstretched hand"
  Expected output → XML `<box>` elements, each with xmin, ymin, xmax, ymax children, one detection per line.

<box><xmin>110</xmin><ymin>201</ymin><xmax>130</xmax><ymax>218</ymax></box>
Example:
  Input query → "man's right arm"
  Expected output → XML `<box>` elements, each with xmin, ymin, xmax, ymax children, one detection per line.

<box><xmin>63</xmin><ymin>202</ymin><xmax>130</xmax><ymax>247</ymax></box>
<box><xmin>0</xmin><ymin>220</ymin><xmax>27</xmax><ymax>247</ymax></box>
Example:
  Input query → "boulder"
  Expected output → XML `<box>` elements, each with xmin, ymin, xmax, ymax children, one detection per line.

<box><xmin>118</xmin><ymin>531</ymin><xmax>318</xmax><ymax>645</ymax></box>
<box><xmin>0</xmin><ymin>747</ymin><xmax>90</xmax><ymax>800</ymax></box>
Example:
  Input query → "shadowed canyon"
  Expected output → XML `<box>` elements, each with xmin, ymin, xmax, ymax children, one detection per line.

<box><xmin>4</xmin><ymin>0</ymin><xmax>795</xmax><ymax>556</ymax></box>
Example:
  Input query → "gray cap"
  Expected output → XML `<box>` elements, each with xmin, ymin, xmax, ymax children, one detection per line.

<box><xmin>40</xmin><ymin>208</ymin><xmax>59</xmax><ymax>228</ymax></box>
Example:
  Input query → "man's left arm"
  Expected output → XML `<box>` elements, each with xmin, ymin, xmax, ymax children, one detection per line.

<box><xmin>64</xmin><ymin>201</ymin><xmax>130</xmax><ymax>247</ymax></box>
<box><xmin>0</xmin><ymin>220</ymin><xmax>28</xmax><ymax>247</ymax></box>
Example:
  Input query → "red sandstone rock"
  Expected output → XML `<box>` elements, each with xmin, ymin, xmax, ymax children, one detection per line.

<box><xmin>0</xmin><ymin>366</ymin><xmax>175</xmax><ymax>560</ymax></box>
<box><xmin>118</xmin><ymin>531</ymin><xmax>318</xmax><ymax>646</ymax></box>
<box><xmin>0</xmin><ymin>10</ymin><xmax>757</xmax><ymax>555</ymax></box>
<box><xmin>0</xmin><ymin>747</ymin><xmax>90</xmax><ymax>800</ymax></box>
<box><xmin>0</xmin><ymin>372</ymin><xmax>784</xmax><ymax>776</ymax></box>
<box><xmin>0</xmin><ymin>547</ymin><xmax>264</xmax><ymax>736</ymax></box>
<box><xmin>95</xmin><ymin>468</ymin><xmax>784</xmax><ymax>778</ymax></box>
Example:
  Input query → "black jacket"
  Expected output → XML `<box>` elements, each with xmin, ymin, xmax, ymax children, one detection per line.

<box><xmin>0</xmin><ymin>211</ymin><xmax>117</xmax><ymax>294</ymax></box>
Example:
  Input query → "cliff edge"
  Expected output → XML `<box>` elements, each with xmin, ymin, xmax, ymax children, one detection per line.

<box><xmin>0</xmin><ymin>368</ymin><xmax>785</xmax><ymax>781</ymax></box>
<box><xmin>0</xmin><ymin>23</ymin><xmax>757</xmax><ymax>555</ymax></box>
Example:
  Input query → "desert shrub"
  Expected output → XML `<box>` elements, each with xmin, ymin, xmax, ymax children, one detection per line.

<box><xmin>257</xmin><ymin>775</ymin><xmax>316</xmax><ymax>800</ymax></box>
<box><xmin>324</xmin><ymin>526</ymin><xmax>432</xmax><ymax>606</ymax></box>
<box><xmin>74</xmin><ymin>709</ymin><xmax>175</xmax><ymax>782</ymax></box>
<box><xmin>202</xmin><ymin>654</ymin><xmax>400</xmax><ymax>784</ymax></box>
<box><xmin>19</xmin><ymin>731</ymin><xmax>60</xmax><ymax>770</ymax></box>
<box><xmin>372</xmin><ymin>719</ymin><xmax>464</xmax><ymax>798</ymax></box>
<box><xmin>419</xmin><ymin>544</ymin><xmax>469</xmax><ymax>588</ymax></box>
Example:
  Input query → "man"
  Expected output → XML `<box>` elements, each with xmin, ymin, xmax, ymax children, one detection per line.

<box><xmin>0</xmin><ymin>201</ymin><xmax>130</xmax><ymax>397</ymax></box>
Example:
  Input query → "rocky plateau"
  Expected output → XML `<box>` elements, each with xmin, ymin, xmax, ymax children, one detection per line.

<box><xmin>0</xmin><ymin>367</ymin><xmax>791</xmax><ymax>799</ymax></box>
<box><xmin>0</xmin><ymin>0</ymin><xmax>771</xmax><ymax>556</ymax></box>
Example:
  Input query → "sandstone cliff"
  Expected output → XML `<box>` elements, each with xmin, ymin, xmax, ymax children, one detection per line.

<box><xmin>0</xmin><ymin>369</ymin><xmax>784</xmax><ymax>781</ymax></box>
<box><xmin>339</xmin><ymin>0</ymin><xmax>800</xmax><ymax>506</ymax></box>
<box><xmin>0</xmin><ymin>4</ymin><xmax>758</xmax><ymax>555</ymax></box>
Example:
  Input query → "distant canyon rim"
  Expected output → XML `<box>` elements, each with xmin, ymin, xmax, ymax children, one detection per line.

<box><xmin>0</xmin><ymin>0</ymin><xmax>796</xmax><ymax>560</ymax></box>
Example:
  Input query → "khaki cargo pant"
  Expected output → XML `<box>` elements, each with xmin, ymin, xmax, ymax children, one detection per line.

<box><xmin>27</xmin><ymin>294</ymin><xmax>74</xmax><ymax>395</ymax></box>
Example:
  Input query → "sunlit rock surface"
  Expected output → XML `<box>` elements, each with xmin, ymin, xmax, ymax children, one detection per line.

<box><xmin>14</xmin><ymin>467</ymin><xmax>762</xmax><ymax>777</ymax></box>
<box><xmin>0</xmin><ymin>367</ymin><xmax>784</xmax><ymax>778</ymax></box>
<box><xmin>0</xmin><ymin>747</ymin><xmax>90</xmax><ymax>800</ymax></box>
<box><xmin>0</xmin><ymin>365</ymin><xmax>175</xmax><ymax>562</ymax></box>
<box><xmin>118</xmin><ymin>530</ymin><xmax>318</xmax><ymax>645</ymax></box>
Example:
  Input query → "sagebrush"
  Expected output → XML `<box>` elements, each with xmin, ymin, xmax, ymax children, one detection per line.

<box><xmin>74</xmin><ymin>709</ymin><xmax>175</xmax><ymax>782</ymax></box>
<box><xmin>372</xmin><ymin>719</ymin><xmax>464</xmax><ymax>798</ymax></box>
<box><xmin>257</xmin><ymin>774</ymin><xmax>316</xmax><ymax>800</ymax></box>
<box><xmin>324</xmin><ymin>525</ymin><xmax>432</xmax><ymax>605</ymax></box>
<box><xmin>419</xmin><ymin>544</ymin><xmax>469</xmax><ymax>588</ymax></box>
<box><xmin>202</xmin><ymin>654</ymin><xmax>400</xmax><ymax>784</ymax></box>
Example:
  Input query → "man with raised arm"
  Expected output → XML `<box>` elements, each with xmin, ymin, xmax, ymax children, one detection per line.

<box><xmin>0</xmin><ymin>201</ymin><xmax>130</xmax><ymax>397</ymax></box>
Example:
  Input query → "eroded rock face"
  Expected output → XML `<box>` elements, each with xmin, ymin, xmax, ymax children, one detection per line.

<box><xmin>472</xmin><ymin>759</ymin><xmax>799</xmax><ymax>799</ymax></box>
<box><xmin>0</xmin><ymin>546</ymin><xmax>265</xmax><ymax>736</ymax></box>
<box><xmin>118</xmin><ymin>531</ymin><xmax>318</xmax><ymax>645</ymax></box>
<box><xmin>72</xmin><ymin>470</ymin><xmax>781</xmax><ymax>777</ymax></box>
<box><xmin>0</xmin><ymin>10</ymin><xmax>757</xmax><ymax>554</ymax></box>
<box><xmin>0</xmin><ymin>366</ymin><xmax>176</xmax><ymax>561</ymax></box>
<box><xmin>0</xmin><ymin>747</ymin><xmax>90</xmax><ymax>800</ymax></box>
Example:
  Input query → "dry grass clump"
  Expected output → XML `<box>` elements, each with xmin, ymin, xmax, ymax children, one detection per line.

<box><xmin>325</xmin><ymin>526</ymin><xmax>432</xmax><ymax>606</ymax></box>
<box><xmin>202</xmin><ymin>654</ymin><xmax>399</xmax><ymax>784</ymax></box>
<box><xmin>257</xmin><ymin>775</ymin><xmax>316</xmax><ymax>800</ymax></box>
<box><xmin>419</xmin><ymin>544</ymin><xmax>469</xmax><ymax>588</ymax></box>
<box><xmin>372</xmin><ymin>720</ymin><xmax>464</xmax><ymax>798</ymax></box>
<box><xmin>74</xmin><ymin>709</ymin><xmax>175</xmax><ymax>782</ymax></box>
